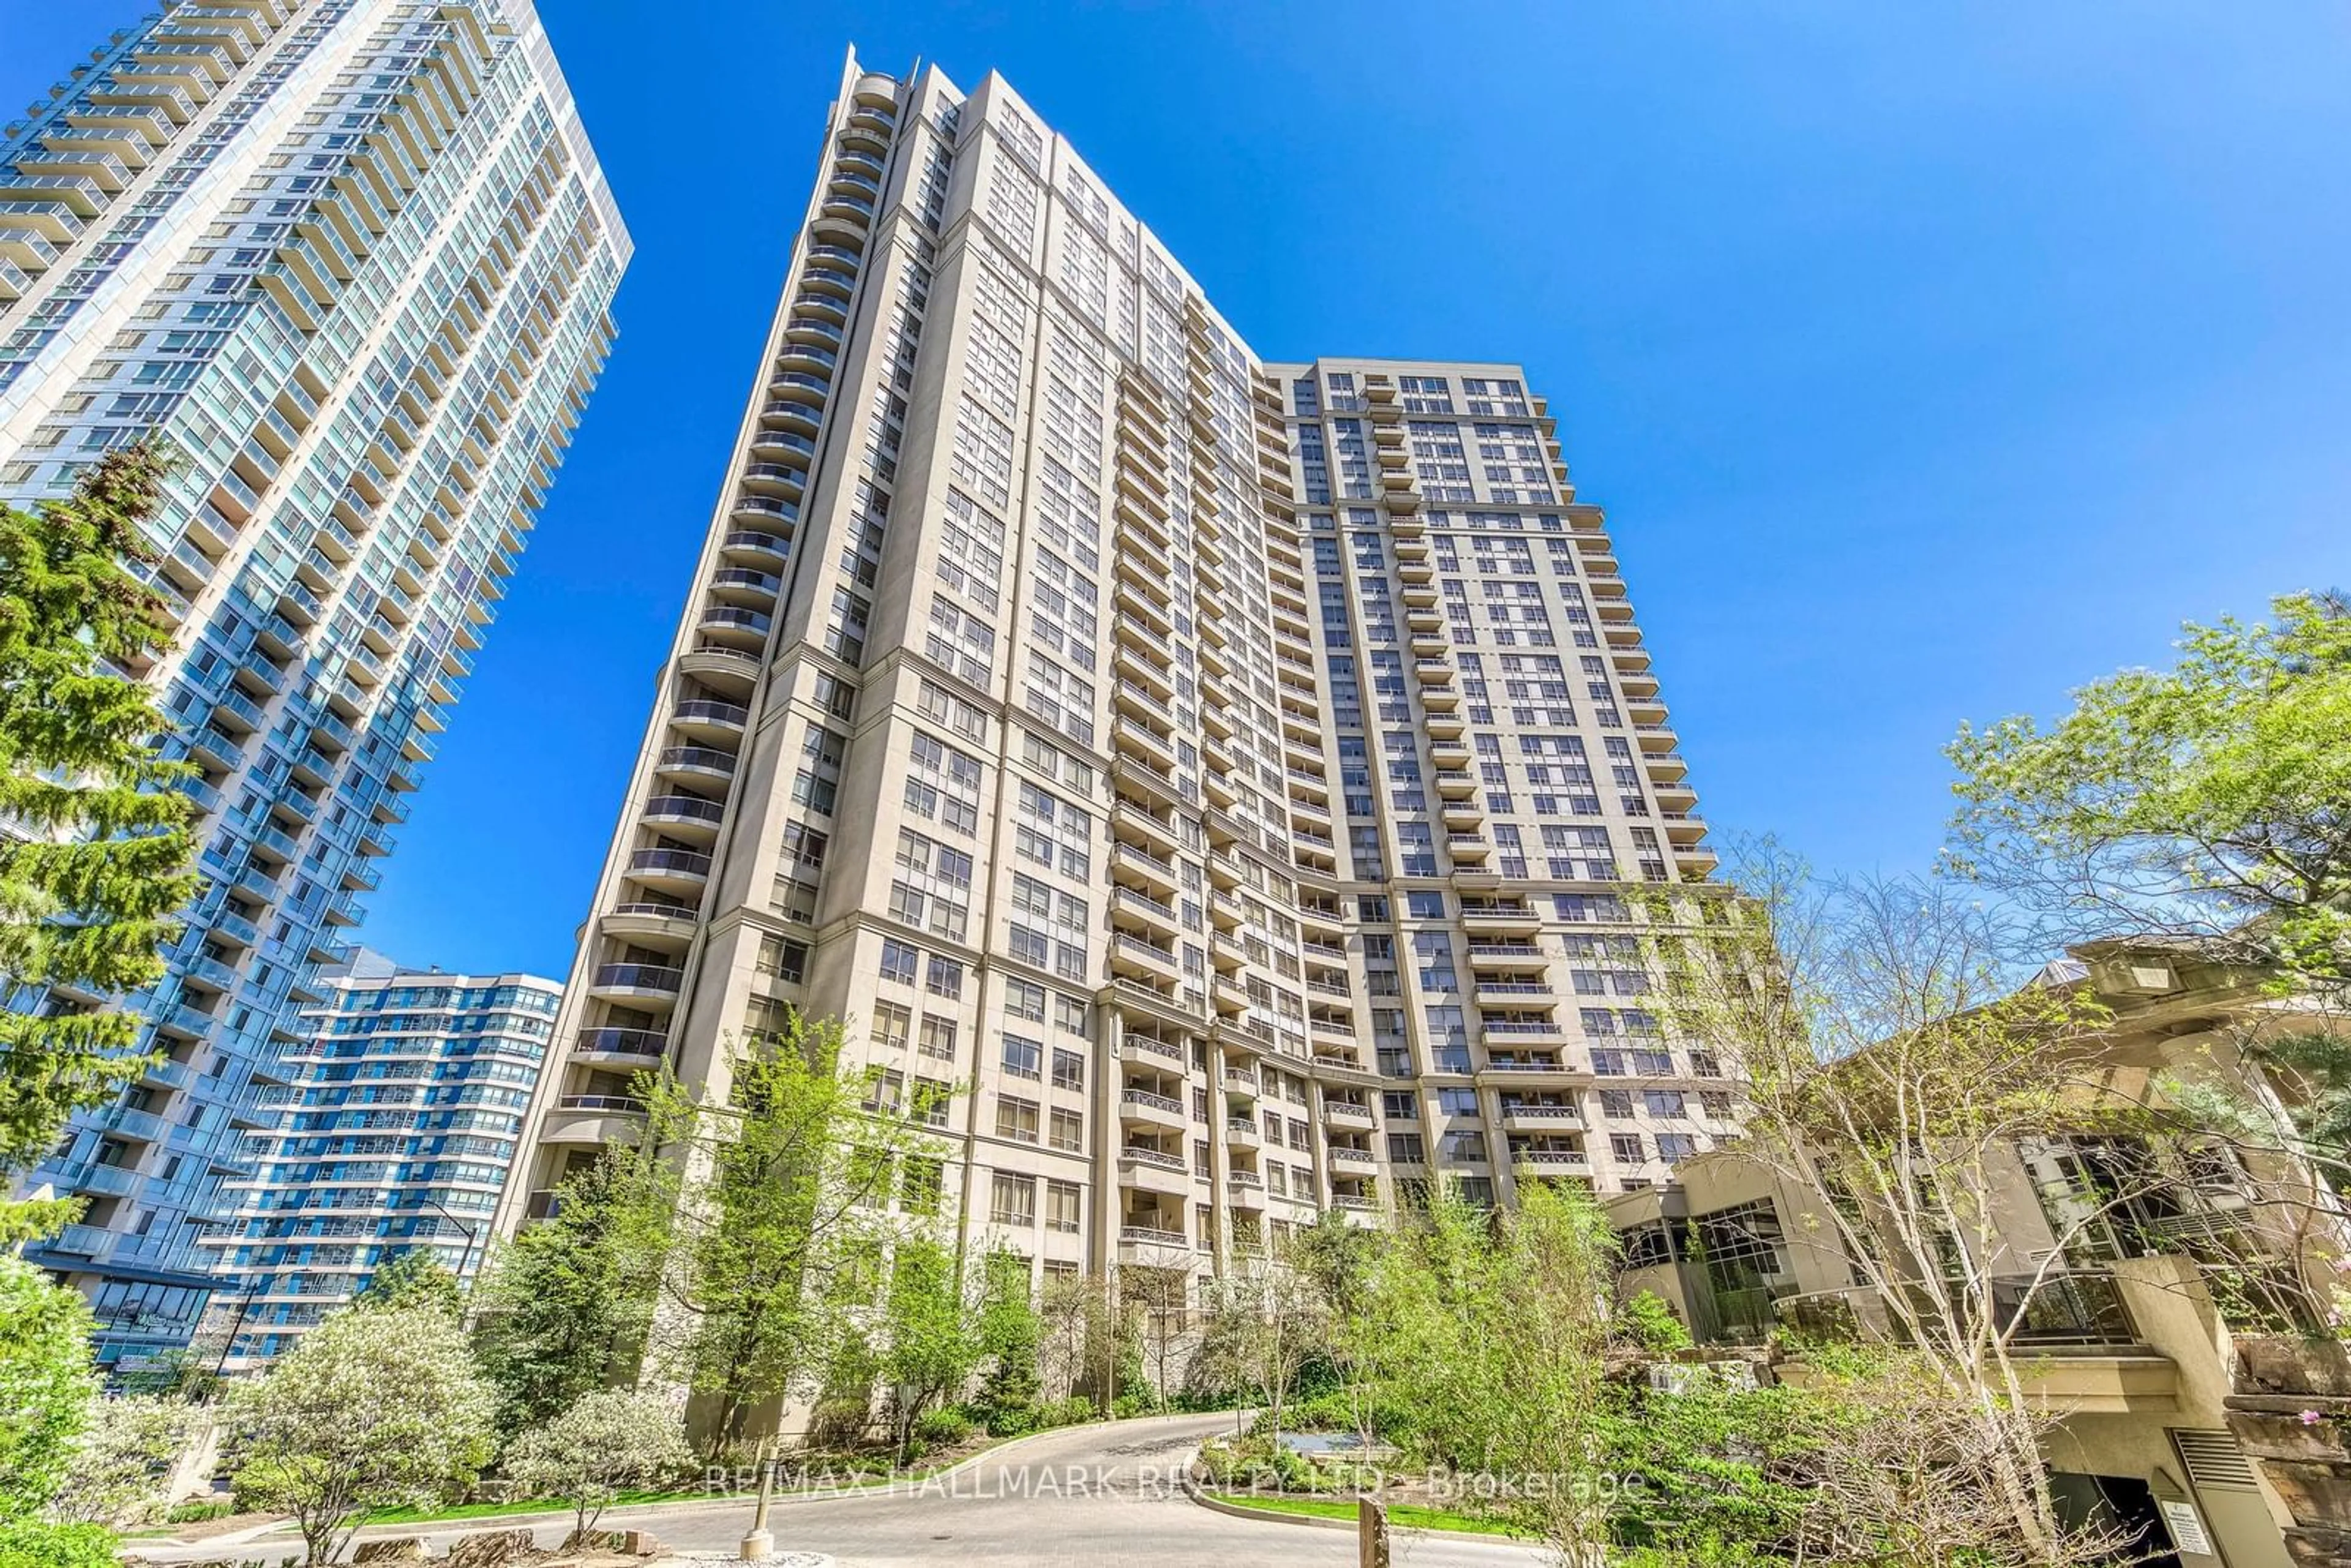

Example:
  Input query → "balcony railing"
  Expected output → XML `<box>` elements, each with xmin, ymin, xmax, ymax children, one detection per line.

<box><xmin>592</xmin><ymin>962</ymin><xmax>681</xmax><ymax>992</ymax></box>
<box><xmin>576</xmin><ymin>1027</ymin><xmax>666</xmax><ymax>1058</ymax></box>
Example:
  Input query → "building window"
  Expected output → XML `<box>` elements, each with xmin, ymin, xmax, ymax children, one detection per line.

<box><xmin>990</xmin><ymin>1172</ymin><xmax>1035</xmax><ymax>1226</ymax></box>
<box><xmin>996</xmin><ymin>1095</ymin><xmax>1040</xmax><ymax>1144</ymax></box>
<box><xmin>1049</xmin><ymin>1107</ymin><xmax>1084</xmax><ymax>1152</ymax></box>
<box><xmin>1002</xmin><ymin>1033</ymin><xmax>1043</xmax><ymax>1079</ymax></box>
<box><xmin>902</xmin><ymin>1157</ymin><xmax>943</xmax><ymax>1214</ymax></box>
<box><xmin>1045</xmin><ymin>1179</ymin><xmax>1081</xmax><ymax>1234</ymax></box>
<box><xmin>926</xmin><ymin>955</ymin><xmax>964</xmax><ymax>998</ymax></box>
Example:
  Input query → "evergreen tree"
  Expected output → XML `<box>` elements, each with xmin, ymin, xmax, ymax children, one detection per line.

<box><xmin>970</xmin><ymin>1248</ymin><xmax>1041</xmax><ymax>1433</ymax></box>
<box><xmin>471</xmin><ymin>1156</ymin><xmax>661</xmax><ymax>1438</ymax></box>
<box><xmin>0</xmin><ymin>444</ymin><xmax>198</xmax><ymax>1239</ymax></box>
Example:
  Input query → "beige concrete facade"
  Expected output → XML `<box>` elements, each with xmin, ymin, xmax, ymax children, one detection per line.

<box><xmin>494</xmin><ymin>53</ymin><xmax>1729</xmax><ymax>1310</ymax></box>
<box><xmin>1607</xmin><ymin>943</ymin><xmax>2351</xmax><ymax>1568</ymax></box>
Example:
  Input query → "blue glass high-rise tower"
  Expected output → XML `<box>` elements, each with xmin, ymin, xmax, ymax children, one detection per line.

<box><xmin>0</xmin><ymin>0</ymin><xmax>626</xmax><ymax>1370</ymax></box>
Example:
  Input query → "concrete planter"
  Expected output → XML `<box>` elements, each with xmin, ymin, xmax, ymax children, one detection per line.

<box><xmin>2258</xmin><ymin>1459</ymin><xmax>2351</xmax><ymax>1526</ymax></box>
<box><xmin>2227</xmin><ymin>1406</ymin><xmax>2351</xmax><ymax>1465</ymax></box>
<box><xmin>2237</xmin><ymin>1336</ymin><xmax>2351</xmax><ymax>1400</ymax></box>
<box><xmin>2283</xmin><ymin>1523</ymin><xmax>2351</xmax><ymax>1568</ymax></box>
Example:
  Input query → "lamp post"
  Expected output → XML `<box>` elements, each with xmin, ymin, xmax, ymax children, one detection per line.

<box><xmin>415</xmin><ymin>1196</ymin><xmax>480</xmax><ymax>1285</ymax></box>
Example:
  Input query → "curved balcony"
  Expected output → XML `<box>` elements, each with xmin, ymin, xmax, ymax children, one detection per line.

<box><xmin>768</xmin><ymin>370</ymin><xmax>832</xmax><ymax>407</ymax></box>
<box><xmin>720</xmin><ymin>528</ymin><xmax>790</xmax><ymax>568</ymax></box>
<box><xmin>654</xmin><ymin>744</ymin><xmax>738</xmax><ymax>783</ymax></box>
<box><xmin>1118</xmin><ymin>1087</ymin><xmax>1188</xmax><ymax>1133</ymax></box>
<box><xmin>808</xmin><ymin>213</ymin><xmax>869</xmax><ymax>250</ymax></box>
<box><xmin>776</xmin><ymin>340</ymin><xmax>838</xmax><ymax>375</ymax></box>
<box><xmin>698</xmin><ymin>604</ymin><xmax>772</xmax><ymax>649</ymax></box>
<box><xmin>820</xmin><ymin>192</ymin><xmax>876</xmax><ymax>228</ymax></box>
<box><xmin>828</xmin><ymin>170</ymin><xmax>881</xmax><ymax>203</ymax></box>
<box><xmin>626</xmin><ymin>846</ymin><xmax>712</xmax><ymax>895</ymax></box>
<box><xmin>541</xmin><ymin>1094</ymin><xmax>647</xmax><ymax>1146</ymax></box>
<box><xmin>801</xmin><ymin>253</ymin><xmax>859</xmax><ymax>298</ymax></box>
<box><xmin>758</xmin><ymin>397</ymin><xmax>822</xmax><ymax>435</ymax></box>
<box><xmin>751</xmin><ymin>428</ymin><xmax>819</xmax><ymax>463</ymax></box>
<box><xmin>642</xmin><ymin>793</ymin><xmax>726</xmax><ymax>840</ymax></box>
<box><xmin>804</xmin><ymin>241</ymin><xmax>864</xmax><ymax>272</ymax></box>
<box><xmin>1118</xmin><ymin>1147</ymin><xmax>1192</xmax><ymax>1199</ymax></box>
<box><xmin>730</xmin><ymin>493</ymin><xmax>799</xmax><ymax>530</ymax></box>
<box><xmin>572</xmin><ymin>1026</ymin><xmax>669</xmax><ymax>1067</ymax></box>
<box><xmin>784</xmin><ymin>313</ymin><xmax>844</xmax><ymax>350</ymax></box>
<box><xmin>601</xmin><ymin>901</ymin><xmax>700</xmax><ymax>947</ymax></box>
<box><xmin>836</xmin><ymin>124</ymin><xmax>890</xmax><ymax>162</ymax></box>
<box><xmin>739</xmin><ymin>462</ymin><xmax>807</xmax><ymax>500</ymax></box>
<box><xmin>589</xmin><ymin>962</ymin><xmax>682</xmax><ymax>1002</ymax></box>
<box><xmin>709</xmin><ymin>568</ymin><xmax>781</xmax><ymax>607</ymax></box>
<box><xmin>677</xmin><ymin>643</ymin><xmax>760</xmax><ymax>698</ymax></box>
<box><xmin>852</xmin><ymin>72</ymin><xmax>899</xmax><ymax>111</ymax></box>
<box><xmin>834</xmin><ymin>143</ymin><xmax>885</xmax><ymax>181</ymax></box>
<box><xmin>846</xmin><ymin>102</ymin><xmax>896</xmax><ymax>137</ymax></box>
<box><xmin>669</xmin><ymin>698</ymin><xmax>748</xmax><ymax>742</ymax></box>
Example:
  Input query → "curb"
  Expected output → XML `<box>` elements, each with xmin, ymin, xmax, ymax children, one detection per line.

<box><xmin>1178</xmin><ymin>1463</ymin><xmax>1354</xmax><ymax>1532</ymax></box>
<box><xmin>1178</xmin><ymin>1454</ymin><xmax>1526</xmax><ymax>1544</ymax></box>
<box><xmin>198</xmin><ymin>1411</ymin><xmax>1242</xmax><ymax>1555</ymax></box>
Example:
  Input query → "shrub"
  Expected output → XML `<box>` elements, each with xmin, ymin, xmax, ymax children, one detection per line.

<box><xmin>501</xmin><ymin>1389</ymin><xmax>694</xmax><ymax>1535</ymax></box>
<box><xmin>1037</xmin><ymin>1396</ymin><xmax>1095</xmax><ymax>1430</ymax></box>
<box><xmin>1253</xmin><ymin>1386</ymin><xmax>1417</xmax><ymax>1443</ymax></box>
<box><xmin>0</xmin><ymin>1521</ymin><xmax>118</xmax><ymax>1568</ymax></box>
<box><xmin>49</xmin><ymin>1393</ymin><xmax>197</xmax><ymax>1526</ymax></box>
<box><xmin>164</xmin><ymin>1499</ymin><xmax>231</xmax><ymax>1524</ymax></box>
<box><xmin>1616</xmin><ymin>1291</ymin><xmax>1695</xmax><ymax>1355</ymax></box>
<box><xmin>983</xmin><ymin>1402</ymin><xmax>1037</xmax><ymax>1437</ymax></box>
<box><xmin>227</xmin><ymin>1304</ymin><xmax>496</xmax><ymax>1567</ymax></box>
<box><xmin>911</xmin><ymin>1407</ymin><xmax>973</xmax><ymax>1448</ymax></box>
<box><xmin>0</xmin><ymin>1257</ymin><xmax>98</xmax><ymax>1520</ymax></box>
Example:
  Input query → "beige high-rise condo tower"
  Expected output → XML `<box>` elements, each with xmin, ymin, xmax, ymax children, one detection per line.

<box><xmin>496</xmin><ymin>51</ymin><xmax>1728</xmax><ymax>1307</ymax></box>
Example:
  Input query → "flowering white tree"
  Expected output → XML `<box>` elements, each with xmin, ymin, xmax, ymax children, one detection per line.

<box><xmin>48</xmin><ymin>1394</ymin><xmax>195</xmax><ymax>1526</ymax></box>
<box><xmin>501</xmin><ymin>1387</ymin><xmax>693</xmax><ymax>1536</ymax></box>
<box><xmin>227</xmin><ymin>1305</ymin><xmax>497</xmax><ymax>1566</ymax></box>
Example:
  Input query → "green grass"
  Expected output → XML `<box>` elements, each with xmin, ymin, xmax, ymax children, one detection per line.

<box><xmin>1205</xmin><ymin>1491</ymin><xmax>1527</xmax><ymax>1538</ymax></box>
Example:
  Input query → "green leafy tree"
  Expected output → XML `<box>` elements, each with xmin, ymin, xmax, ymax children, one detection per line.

<box><xmin>0</xmin><ymin>1255</ymin><xmax>99</xmax><ymax>1520</ymax></box>
<box><xmin>1358</xmin><ymin>1179</ymin><xmax>1619</xmax><ymax>1557</ymax></box>
<box><xmin>227</xmin><ymin>1305</ymin><xmax>497</xmax><ymax>1567</ymax></box>
<box><xmin>1949</xmin><ymin>591</ymin><xmax>2351</xmax><ymax>1199</ymax></box>
<box><xmin>0</xmin><ymin>1520</ymin><xmax>116</xmax><ymax>1568</ymax></box>
<box><xmin>471</xmin><ymin>1155</ymin><xmax>662</xmax><ymax>1436</ymax></box>
<box><xmin>500</xmin><ymin>1387</ymin><xmax>692</xmax><ymax>1536</ymax></box>
<box><xmin>354</xmin><ymin>1248</ymin><xmax>463</xmax><ymax>1316</ymax></box>
<box><xmin>47</xmin><ymin>1392</ymin><xmax>197</xmax><ymax>1527</ymax></box>
<box><xmin>874</xmin><ymin>1235</ymin><xmax>980</xmax><ymax>1460</ymax></box>
<box><xmin>1196</xmin><ymin>1239</ymin><xmax>1332</xmax><ymax>1439</ymax></box>
<box><xmin>1638</xmin><ymin>849</ymin><xmax>2152</xmax><ymax>1566</ymax></box>
<box><xmin>0</xmin><ymin>444</ymin><xmax>198</xmax><ymax>1240</ymax></box>
<box><xmin>625</xmin><ymin>1015</ymin><xmax>947</xmax><ymax>1452</ymax></box>
<box><xmin>1946</xmin><ymin>590</ymin><xmax>2351</xmax><ymax>980</ymax></box>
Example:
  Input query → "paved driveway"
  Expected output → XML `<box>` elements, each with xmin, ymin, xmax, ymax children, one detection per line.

<box><xmin>145</xmin><ymin>1412</ymin><xmax>1548</xmax><ymax>1567</ymax></box>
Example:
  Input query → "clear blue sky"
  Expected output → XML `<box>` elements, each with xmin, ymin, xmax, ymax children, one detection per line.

<box><xmin>7</xmin><ymin>2</ymin><xmax>2347</xmax><ymax>977</ymax></box>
